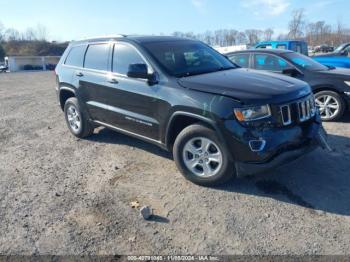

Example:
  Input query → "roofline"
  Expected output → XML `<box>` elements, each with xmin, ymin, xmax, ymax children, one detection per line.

<box><xmin>226</xmin><ymin>49</ymin><xmax>293</xmax><ymax>54</ymax></box>
<box><xmin>72</xmin><ymin>34</ymin><xmax>128</xmax><ymax>43</ymax></box>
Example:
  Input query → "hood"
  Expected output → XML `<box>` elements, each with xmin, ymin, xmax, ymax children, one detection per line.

<box><xmin>316</xmin><ymin>68</ymin><xmax>350</xmax><ymax>79</ymax></box>
<box><xmin>178</xmin><ymin>68</ymin><xmax>311</xmax><ymax>105</ymax></box>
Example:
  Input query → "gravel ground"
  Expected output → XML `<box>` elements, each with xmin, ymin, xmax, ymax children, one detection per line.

<box><xmin>0</xmin><ymin>71</ymin><xmax>350</xmax><ymax>255</ymax></box>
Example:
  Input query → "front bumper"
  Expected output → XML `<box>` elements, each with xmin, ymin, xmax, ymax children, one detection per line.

<box><xmin>343</xmin><ymin>92</ymin><xmax>350</xmax><ymax>109</ymax></box>
<box><xmin>235</xmin><ymin>139</ymin><xmax>318</xmax><ymax>177</ymax></box>
<box><xmin>222</xmin><ymin>116</ymin><xmax>327</xmax><ymax>177</ymax></box>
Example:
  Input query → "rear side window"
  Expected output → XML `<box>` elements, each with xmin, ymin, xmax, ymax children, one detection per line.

<box><xmin>228</xmin><ymin>54</ymin><xmax>249</xmax><ymax>68</ymax></box>
<box><xmin>65</xmin><ymin>45</ymin><xmax>86</xmax><ymax>67</ymax></box>
<box><xmin>113</xmin><ymin>43</ymin><xmax>145</xmax><ymax>75</ymax></box>
<box><xmin>253</xmin><ymin>54</ymin><xmax>290</xmax><ymax>71</ymax></box>
<box><xmin>256</xmin><ymin>44</ymin><xmax>272</xmax><ymax>49</ymax></box>
<box><xmin>84</xmin><ymin>44</ymin><xmax>110</xmax><ymax>71</ymax></box>
<box><xmin>277</xmin><ymin>44</ymin><xmax>287</xmax><ymax>50</ymax></box>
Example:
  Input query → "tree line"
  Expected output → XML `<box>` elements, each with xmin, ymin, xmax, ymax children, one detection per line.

<box><xmin>1</xmin><ymin>9</ymin><xmax>350</xmax><ymax>61</ymax></box>
<box><xmin>0</xmin><ymin>23</ymin><xmax>68</xmax><ymax>60</ymax></box>
<box><xmin>173</xmin><ymin>9</ymin><xmax>350</xmax><ymax>47</ymax></box>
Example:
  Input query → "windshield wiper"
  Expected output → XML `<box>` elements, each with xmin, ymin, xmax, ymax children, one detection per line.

<box><xmin>179</xmin><ymin>67</ymin><xmax>235</xmax><ymax>78</ymax></box>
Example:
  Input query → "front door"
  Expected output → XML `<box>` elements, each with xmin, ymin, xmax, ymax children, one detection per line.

<box><xmin>102</xmin><ymin>42</ymin><xmax>160</xmax><ymax>141</ymax></box>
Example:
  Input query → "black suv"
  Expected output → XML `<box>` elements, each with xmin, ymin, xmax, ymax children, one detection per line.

<box><xmin>55</xmin><ymin>35</ymin><xmax>325</xmax><ymax>186</ymax></box>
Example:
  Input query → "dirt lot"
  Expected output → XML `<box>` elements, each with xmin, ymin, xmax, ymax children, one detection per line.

<box><xmin>0</xmin><ymin>71</ymin><xmax>350</xmax><ymax>255</ymax></box>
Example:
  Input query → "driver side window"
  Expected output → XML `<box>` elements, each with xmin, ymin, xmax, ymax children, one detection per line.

<box><xmin>345</xmin><ymin>46</ymin><xmax>350</xmax><ymax>57</ymax></box>
<box><xmin>113</xmin><ymin>43</ymin><xmax>146</xmax><ymax>75</ymax></box>
<box><xmin>253</xmin><ymin>54</ymin><xmax>291</xmax><ymax>72</ymax></box>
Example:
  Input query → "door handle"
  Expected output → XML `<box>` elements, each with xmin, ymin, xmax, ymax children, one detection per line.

<box><xmin>108</xmin><ymin>78</ymin><xmax>119</xmax><ymax>84</ymax></box>
<box><xmin>76</xmin><ymin>72</ymin><xmax>84</xmax><ymax>77</ymax></box>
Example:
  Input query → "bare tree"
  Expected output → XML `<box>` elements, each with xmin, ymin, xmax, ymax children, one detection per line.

<box><xmin>288</xmin><ymin>9</ymin><xmax>306</xmax><ymax>40</ymax></box>
<box><xmin>25</xmin><ymin>27</ymin><xmax>37</xmax><ymax>41</ymax></box>
<box><xmin>0</xmin><ymin>22</ymin><xmax>4</xmax><ymax>42</ymax></box>
<box><xmin>263</xmin><ymin>28</ymin><xmax>274</xmax><ymax>41</ymax></box>
<box><xmin>35</xmin><ymin>24</ymin><xmax>48</xmax><ymax>41</ymax></box>
<box><xmin>245</xmin><ymin>29</ymin><xmax>262</xmax><ymax>45</ymax></box>
<box><xmin>236</xmin><ymin>32</ymin><xmax>247</xmax><ymax>44</ymax></box>
<box><xmin>4</xmin><ymin>28</ymin><xmax>20</xmax><ymax>41</ymax></box>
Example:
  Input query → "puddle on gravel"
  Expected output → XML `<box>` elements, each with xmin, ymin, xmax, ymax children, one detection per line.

<box><xmin>255</xmin><ymin>180</ymin><xmax>314</xmax><ymax>209</ymax></box>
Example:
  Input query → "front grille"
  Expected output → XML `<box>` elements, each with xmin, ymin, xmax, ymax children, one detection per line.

<box><xmin>280</xmin><ymin>95</ymin><xmax>316</xmax><ymax>126</ymax></box>
<box><xmin>280</xmin><ymin>105</ymin><xmax>292</xmax><ymax>125</ymax></box>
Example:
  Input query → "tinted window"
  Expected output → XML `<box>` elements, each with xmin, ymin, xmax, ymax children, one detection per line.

<box><xmin>142</xmin><ymin>40</ymin><xmax>236</xmax><ymax>77</ymax></box>
<box><xmin>84</xmin><ymin>44</ymin><xmax>110</xmax><ymax>71</ymax></box>
<box><xmin>113</xmin><ymin>43</ymin><xmax>145</xmax><ymax>75</ymax></box>
<box><xmin>344</xmin><ymin>45</ymin><xmax>350</xmax><ymax>54</ymax></box>
<box><xmin>65</xmin><ymin>45</ymin><xmax>86</xmax><ymax>67</ymax></box>
<box><xmin>253</xmin><ymin>54</ymin><xmax>291</xmax><ymax>71</ymax></box>
<box><xmin>229</xmin><ymin>54</ymin><xmax>249</xmax><ymax>68</ymax></box>
<box><xmin>256</xmin><ymin>44</ymin><xmax>272</xmax><ymax>49</ymax></box>
<box><xmin>284</xmin><ymin>52</ymin><xmax>328</xmax><ymax>71</ymax></box>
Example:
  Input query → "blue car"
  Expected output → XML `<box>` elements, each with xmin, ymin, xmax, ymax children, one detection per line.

<box><xmin>313</xmin><ymin>43</ymin><xmax>350</xmax><ymax>69</ymax></box>
<box><xmin>255</xmin><ymin>41</ymin><xmax>308</xmax><ymax>56</ymax></box>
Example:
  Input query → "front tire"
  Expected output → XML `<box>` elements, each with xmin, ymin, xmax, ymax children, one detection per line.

<box><xmin>64</xmin><ymin>97</ymin><xmax>94</xmax><ymax>138</ymax></box>
<box><xmin>173</xmin><ymin>124</ymin><xmax>234</xmax><ymax>186</ymax></box>
<box><xmin>315</xmin><ymin>91</ymin><xmax>345</xmax><ymax>121</ymax></box>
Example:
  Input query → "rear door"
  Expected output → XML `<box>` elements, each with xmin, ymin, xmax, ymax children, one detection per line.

<box><xmin>227</xmin><ymin>53</ymin><xmax>251</xmax><ymax>68</ymax></box>
<box><xmin>102</xmin><ymin>42</ymin><xmax>160</xmax><ymax>140</ymax></box>
<box><xmin>76</xmin><ymin>42</ymin><xmax>112</xmax><ymax>122</ymax></box>
<box><xmin>252</xmin><ymin>53</ymin><xmax>293</xmax><ymax>73</ymax></box>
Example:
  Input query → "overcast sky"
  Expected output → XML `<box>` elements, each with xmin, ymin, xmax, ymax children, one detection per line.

<box><xmin>0</xmin><ymin>0</ymin><xmax>349</xmax><ymax>41</ymax></box>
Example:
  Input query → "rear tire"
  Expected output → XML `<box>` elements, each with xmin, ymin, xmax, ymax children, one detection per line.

<box><xmin>173</xmin><ymin>124</ymin><xmax>234</xmax><ymax>186</ymax></box>
<box><xmin>315</xmin><ymin>90</ymin><xmax>345</xmax><ymax>121</ymax></box>
<box><xmin>64</xmin><ymin>97</ymin><xmax>94</xmax><ymax>138</ymax></box>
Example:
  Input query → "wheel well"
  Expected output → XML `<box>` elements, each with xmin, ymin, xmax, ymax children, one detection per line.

<box><xmin>166</xmin><ymin>115</ymin><xmax>214</xmax><ymax>150</ymax></box>
<box><xmin>313</xmin><ymin>86</ymin><xmax>340</xmax><ymax>94</ymax></box>
<box><xmin>59</xmin><ymin>89</ymin><xmax>75</xmax><ymax>110</ymax></box>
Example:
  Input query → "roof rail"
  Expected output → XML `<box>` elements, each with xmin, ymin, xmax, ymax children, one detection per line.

<box><xmin>76</xmin><ymin>34</ymin><xmax>127</xmax><ymax>42</ymax></box>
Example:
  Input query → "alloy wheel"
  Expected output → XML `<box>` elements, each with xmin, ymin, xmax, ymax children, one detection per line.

<box><xmin>182</xmin><ymin>137</ymin><xmax>223</xmax><ymax>177</ymax></box>
<box><xmin>315</xmin><ymin>95</ymin><xmax>340</xmax><ymax>120</ymax></box>
<box><xmin>66</xmin><ymin>105</ymin><xmax>81</xmax><ymax>132</ymax></box>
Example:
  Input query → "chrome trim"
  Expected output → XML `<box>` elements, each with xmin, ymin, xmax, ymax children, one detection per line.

<box><xmin>249</xmin><ymin>140</ymin><xmax>266</xmax><ymax>152</ymax></box>
<box><xmin>92</xmin><ymin>120</ymin><xmax>163</xmax><ymax>145</ymax></box>
<box><xmin>298</xmin><ymin>96</ymin><xmax>315</xmax><ymax>122</ymax></box>
<box><xmin>87</xmin><ymin>101</ymin><xmax>158</xmax><ymax>125</ymax></box>
<box><xmin>279</xmin><ymin>95</ymin><xmax>316</xmax><ymax>125</ymax></box>
<box><xmin>280</xmin><ymin>105</ymin><xmax>292</xmax><ymax>126</ymax></box>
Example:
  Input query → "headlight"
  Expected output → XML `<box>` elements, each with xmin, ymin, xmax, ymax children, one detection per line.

<box><xmin>345</xmin><ymin>81</ymin><xmax>350</xmax><ymax>87</ymax></box>
<box><xmin>234</xmin><ymin>105</ymin><xmax>271</xmax><ymax>122</ymax></box>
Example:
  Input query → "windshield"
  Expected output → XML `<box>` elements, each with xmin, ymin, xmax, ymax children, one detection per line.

<box><xmin>335</xmin><ymin>44</ymin><xmax>346</xmax><ymax>53</ymax></box>
<box><xmin>142</xmin><ymin>40</ymin><xmax>236</xmax><ymax>77</ymax></box>
<box><xmin>284</xmin><ymin>52</ymin><xmax>329</xmax><ymax>71</ymax></box>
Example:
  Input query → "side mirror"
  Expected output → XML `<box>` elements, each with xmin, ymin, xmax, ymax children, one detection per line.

<box><xmin>282</xmin><ymin>68</ymin><xmax>299</xmax><ymax>77</ymax></box>
<box><xmin>127</xmin><ymin>63</ymin><xmax>158</xmax><ymax>85</ymax></box>
<box><xmin>127</xmin><ymin>63</ymin><xmax>149</xmax><ymax>79</ymax></box>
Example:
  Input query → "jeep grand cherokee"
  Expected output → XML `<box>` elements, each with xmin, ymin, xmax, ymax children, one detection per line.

<box><xmin>55</xmin><ymin>35</ymin><xmax>326</xmax><ymax>186</ymax></box>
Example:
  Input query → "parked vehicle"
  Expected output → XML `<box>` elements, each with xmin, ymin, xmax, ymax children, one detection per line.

<box><xmin>0</xmin><ymin>64</ymin><xmax>8</xmax><ymax>73</ymax></box>
<box><xmin>314</xmin><ymin>45</ymin><xmax>334</xmax><ymax>53</ymax></box>
<box><xmin>254</xmin><ymin>41</ymin><xmax>308</xmax><ymax>56</ymax></box>
<box><xmin>313</xmin><ymin>43</ymin><xmax>350</xmax><ymax>69</ymax></box>
<box><xmin>55</xmin><ymin>35</ymin><xmax>326</xmax><ymax>186</ymax></box>
<box><xmin>227</xmin><ymin>49</ymin><xmax>350</xmax><ymax>121</ymax></box>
